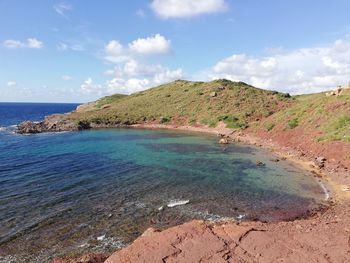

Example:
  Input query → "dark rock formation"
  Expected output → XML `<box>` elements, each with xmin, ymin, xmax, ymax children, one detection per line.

<box><xmin>17</xmin><ymin>114</ymin><xmax>79</xmax><ymax>134</ymax></box>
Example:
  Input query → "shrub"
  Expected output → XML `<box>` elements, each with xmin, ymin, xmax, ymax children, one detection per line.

<box><xmin>77</xmin><ymin>120</ymin><xmax>91</xmax><ymax>130</ymax></box>
<box><xmin>160</xmin><ymin>117</ymin><xmax>171</xmax><ymax>123</ymax></box>
<box><xmin>287</xmin><ymin>118</ymin><xmax>298</xmax><ymax>129</ymax></box>
<box><xmin>218</xmin><ymin>115</ymin><xmax>246</xmax><ymax>129</ymax></box>
<box><xmin>265</xmin><ymin>122</ymin><xmax>275</xmax><ymax>131</ymax></box>
<box><xmin>189</xmin><ymin>118</ymin><xmax>196</xmax><ymax>125</ymax></box>
<box><xmin>262</xmin><ymin>111</ymin><xmax>273</xmax><ymax>117</ymax></box>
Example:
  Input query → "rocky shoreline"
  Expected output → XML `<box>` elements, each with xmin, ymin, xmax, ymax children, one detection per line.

<box><xmin>16</xmin><ymin>115</ymin><xmax>350</xmax><ymax>262</ymax></box>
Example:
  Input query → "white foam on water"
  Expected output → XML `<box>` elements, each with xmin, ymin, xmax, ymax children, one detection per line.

<box><xmin>0</xmin><ymin>255</ymin><xmax>19</xmax><ymax>263</ymax></box>
<box><xmin>94</xmin><ymin>236</ymin><xmax>125</xmax><ymax>251</ymax></box>
<box><xmin>318</xmin><ymin>181</ymin><xmax>330</xmax><ymax>201</ymax></box>
<box><xmin>236</xmin><ymin>214</ymin><xmax>245</xmax><ymax>220</ymax></box>
<box><xmin>167</xmin><ymin>199</ymin><xmax>190</xmax><ymax>208</ymax></box>
<box><xmin>185</xmin><ymin>210</ymin><xmax>236</xmax><ymax>222</ymax></box>
<box><xmin>97</xmin><ymin>234</ymin><xmax>106</xmax><ymax>241</ymax></box>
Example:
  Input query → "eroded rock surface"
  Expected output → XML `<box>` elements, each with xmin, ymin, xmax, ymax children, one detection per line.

<box><xmin>103</xmin><ymin>202</ymin><xmax>350</xmax><ymax>263</ymax></box>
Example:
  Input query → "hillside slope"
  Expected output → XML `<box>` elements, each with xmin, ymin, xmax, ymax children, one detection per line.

<box><xmin>68</xmin><ymin>79</ymin><xmax>294</xmax><ymax>129</ymax></box>
<box><xmin>17</xmin><ymin>79</ymin><xmax>350</xmax><ymax>167</ymax></box>
<box><xmin>68</xmin><ymin>79</ymin><xmax>350</xmax><ymax>143</ymax></box>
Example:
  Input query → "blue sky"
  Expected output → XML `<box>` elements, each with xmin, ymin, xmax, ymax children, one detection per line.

<box><xmin>1</xmin><ymin>0</ymin><xmax>350</xmax><ymax>102</ymax></box>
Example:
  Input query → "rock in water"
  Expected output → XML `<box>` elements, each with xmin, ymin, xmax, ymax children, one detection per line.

<box><xmin>219</xmin><ymin>138</ymin><xmax>229</xmax><ymax>144</ymax></box>
<box><xmin>17</xmin><ymin>121</ymin><xmax>44</xmax><ymax>134</ymax></box>
<box><xmin>256</xmin><ymin>161</ymin><xmax>265</xmax><ymax>167</ymax></box>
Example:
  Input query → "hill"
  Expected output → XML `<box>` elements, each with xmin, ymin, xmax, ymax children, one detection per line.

<box><xmin>68</xmin><ymin>79</ymin><xmax>294</xmax><ymax>130</ymax></box>
<box><xmin>17</xmin><ymin>79</ymin><xmax>350</xmax><ymax>166</ymax></box>
<box><xmin>65</xmin><ymin>79</ymin><xmax>350</xmax><ymax>144</ymax></box>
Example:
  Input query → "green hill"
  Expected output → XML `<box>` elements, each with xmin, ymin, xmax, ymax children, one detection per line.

<box><xmin>20</xmin><ymin>79</ymin><xmax>350</xmax><ymax>144</ymax></box>
<box><xmin>69</xmin><ymin>79</ymin><xmax>294</xmax><ymax>130</ymax></box>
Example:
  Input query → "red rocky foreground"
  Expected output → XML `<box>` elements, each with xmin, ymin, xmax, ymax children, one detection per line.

<box><xmin>54</xmin><ymin>200</ymin><xmax>350</xmax><ymax>263</ymax></box>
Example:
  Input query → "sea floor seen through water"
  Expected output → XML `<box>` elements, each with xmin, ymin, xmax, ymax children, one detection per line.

<box><xmin>0</xmin><ymin>126</ymin><xmax>327</xmax><ymax>262</ymax></box>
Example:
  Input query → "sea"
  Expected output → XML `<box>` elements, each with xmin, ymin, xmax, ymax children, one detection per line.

<box><xmin>0</xmin><ymin>103</ymin><xmax>327</xmax><ymax>262</ymax></box>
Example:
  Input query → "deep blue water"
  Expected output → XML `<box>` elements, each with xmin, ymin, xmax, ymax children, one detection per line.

<box><xmin>0</xmin><ymin>102</ymin><xmax>79</xmax><ymax>127</ymax></box>
<box><xmin>0</xmin><ymin>103</ymin><xmax>326</xmax><ymax>262</ymax></box>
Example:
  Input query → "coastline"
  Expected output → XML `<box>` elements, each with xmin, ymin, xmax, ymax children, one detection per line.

<box><xmin>101</xmin><ymin>123</ymin><xmax>349</xmax><ymax>263</ymax></box>
<box><xmin>130</xmin><ymin>122</ymin><xmax>347</xmax><ymax>201</ymax></box>
<box><xmin>14</xmin><ymin>122</ymin><xmax>350</xmax><ymax>262</ymax></box>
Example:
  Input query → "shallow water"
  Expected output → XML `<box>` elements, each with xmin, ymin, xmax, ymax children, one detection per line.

<box><xmin>0</xmin><ymin>126</ymin><xmax>326</xmax><ymax>262</ymax></box>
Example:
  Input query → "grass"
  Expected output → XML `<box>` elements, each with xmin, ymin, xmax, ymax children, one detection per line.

<box><xmin>68</xmin><ymin>79</ymin><xmax>293</xmax><ymax>129</ymax></box>
<box><xmin>65</xmin><ymin>79</ymin><xmax>350</xmax><ymax>143</ymax></box>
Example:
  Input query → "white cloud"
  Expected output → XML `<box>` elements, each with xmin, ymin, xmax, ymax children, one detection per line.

<box><xmin>129</xmin><ymin>34</ymin><xmax>171</xmax><ymax>55</ymax></box>
<box><xmin>99</xmin><ymin>34</ymin><xmax>180</xmax><ymax>95</ymax></box>
<box><xmin>7</xmin><ymin>81</ymin><xmax>17</xmax><ymax>87</ymax></box>
<box><xmin>27</xmin><ymin>38</ymin><xmax>44</xmax><ymax>49</ymax></box>
<box><xmin>2</xmin><ymin>38</ymin><xmax>43</xmax><ymax>49</ymax></box>
<box><xmin>105</xmin><ymin>40</ymin><xmax>124</xmax><ymax>57</ymax></box>
<box><xmin>151</xmin><ymin>0</ymin><xmax>228</xmax><ymax>19</ymax></box>
<box><xmin>104</xmin><ymin>34</ymin><xmax>171</xmax><ymax>64</ymax></box>
<box><xmin>54</xmin><ymin>2</ymin><xmax>72</xmax><ymax>17</ymax></box>
<box><xmin>106</xmin><ymin>61</ymin><xmax>183</xmax><ymax>94</ymax></box>
<box><xmin>84</xmin><ymin>60</ymin><xmax>183</xmax><ymax>96</ymax></box>
<box><xmin>57</xmin><ymin>42</ymin><xmax>84</xmax><ymax>51</ymax></box>
<box><xmin>209</xmin><ymin>39</ymin><xmax>350</xmax><ymax>94</ymax></box>
<box><xmin>61</xmin><ymin>75</ymin><xmax>72</xmax><ymax>81</ymax></box>
<box><xmin>80</xmin><ymin>78</ymin><xmax>103</xmax><ymax>95</ymax></box>
<box><xmin>3</xmin><ymin>40</ymin><xmax>24</xmax><ymax>49</ymax></box>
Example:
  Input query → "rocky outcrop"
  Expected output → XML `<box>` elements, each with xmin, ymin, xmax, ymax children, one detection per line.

<box><xmin>17</xmin><ymin>114</ymin><xmax>79</xmax><ymax>134</ymax></box>
<box><xmin>102</xmin><ymin>202</ymin><xmax>350</xmax><ymax>263</ymax></box>
<box><xmin>105</xmin><ymin>220</ymin><xmax>261</xmax><ymax>263</ymax></box>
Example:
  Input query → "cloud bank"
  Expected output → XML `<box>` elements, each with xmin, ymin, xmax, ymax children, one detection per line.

<box><xmin>209</xmin><ymin>39</ymin><xmax>350</xmax><ymax>94</ymax></box>
<box><xmin>151</xmin><ymin>0</ymin><xmax>228</xmax><ymax>19</ymax></box>
<box><xmin>80</xmin><ymin>34</ymin><xmax>182</xmax><ymax>96</ymax></box>
<box><xmin>2</xmin><ymin>38</ymin><xmax>43</xmax><ymax>49</ymax></box>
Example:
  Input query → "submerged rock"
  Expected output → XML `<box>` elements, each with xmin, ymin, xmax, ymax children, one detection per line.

<box><xmin>256</xmin><ymin>161</ymin><xmax>266</xmax><ymax>167</ymax></box>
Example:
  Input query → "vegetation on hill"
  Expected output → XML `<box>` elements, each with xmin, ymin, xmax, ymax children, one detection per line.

<box><xmin>69</xmin><ymin>79</ymin><xmax>293</xmax><ymax>128</ymax></box>
<box><xmin>66</xmin><ymin>79</ymin><xmax>350</xmax><ymax>143</ymax></box>
<box><xmin>257</xmin><ymin>89</ymin><xmax>350</xmax><ymax>142</ymax></box>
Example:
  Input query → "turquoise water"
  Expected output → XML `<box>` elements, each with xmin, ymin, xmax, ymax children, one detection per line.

<box><xmin>0</xmin><ymin>127</ymin><xmax>326</xmax><ymax>262</ymax></box>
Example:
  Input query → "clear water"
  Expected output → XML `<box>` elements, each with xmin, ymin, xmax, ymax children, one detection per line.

<box><xmin>0</xmin><ymin>104</ymin><xmax>326</xmax><ymax>262</ymax></box>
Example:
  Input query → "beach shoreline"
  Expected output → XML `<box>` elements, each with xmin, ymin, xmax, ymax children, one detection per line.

<box><xmin>131</xmin><ymin>122</ymin><xmax>348</xmax><ymax>201</ymax></box>
<box><xmin>12</xmin><ymin>122</ymin><xmax>350</xmax><ymax>262</ymax></box>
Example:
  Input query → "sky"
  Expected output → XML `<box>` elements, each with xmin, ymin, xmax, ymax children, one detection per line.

<box><xmin>1</xmin><ymin>0</ymin><xmax>350</xmax><ymax>103</ymax></box>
